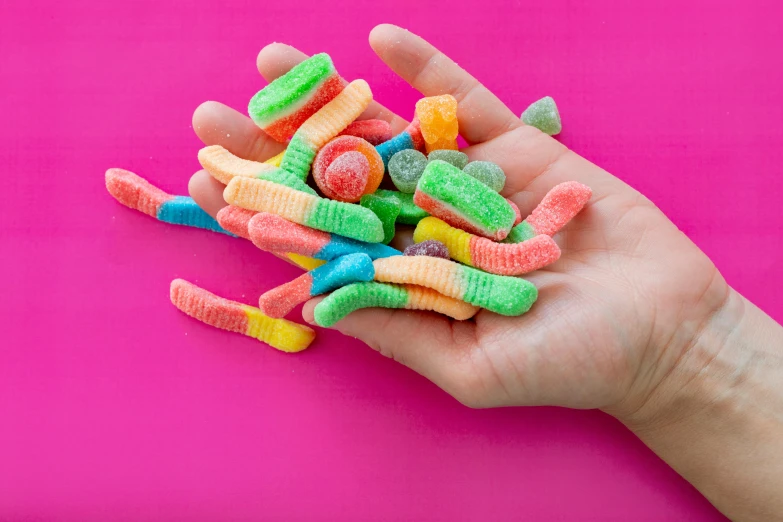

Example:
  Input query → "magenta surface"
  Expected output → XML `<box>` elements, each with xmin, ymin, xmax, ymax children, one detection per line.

<box><xmin>1</xmin><ymin>1</ymin><xmax>781</xmax><ymax>521</ymax></box>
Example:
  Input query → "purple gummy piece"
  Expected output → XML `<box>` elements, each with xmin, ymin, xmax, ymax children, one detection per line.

<box><xmin>403</xmin><ymin>240</ymin><xmax>450</xmax><ymax>259</ymax></box>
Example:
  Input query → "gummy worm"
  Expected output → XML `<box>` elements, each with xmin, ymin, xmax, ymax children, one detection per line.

<box><xmin>247</xmin><ymin>212</ymin><xmax>400</xmax><ymax>261</ymax></box>
<box><xmin>375</xmin><ymin>118</ymin><xmax>426</xmax><ymax>168</ymax></box>
<box><xmin>280</xmin><ymin>79</ymin><xmax>373</xmax><ymax>180</ymax></box>
<box><xmin>313</xmin><ymin>282</ymin><xmax>479</xmax><ymax>327</ymax></box>
<box><xmin>372</xmin><ymin>256</ymin><xmax>538</xmax><ymax>316</ymax></box>
<box><xmin>170</xmin><ymin>279</ymin><xmax>315</xmax><ymax>353</ymax></box>
<box><xmin>258</xmin><ymin>253</ymin><xmax>375</xmax><ymax>318</ymax></box>
<box><xmin>502</xmin><ymin>181</ymin><xmax>592</xmax><ymax>243</ymax></box>
<box><xmin>413</xmin><ymin>217</ymin><xmax>561</xmax><ymax>276</ymax></box>
<box><xmin>224</xmin><ymin>176</ymin><xmax>385</xmax><ymax>243</ymax></box>
<box><xmin>106</xmin><ymin>168</ymin><xmax>234</xmax><ymax>235</ymax></box>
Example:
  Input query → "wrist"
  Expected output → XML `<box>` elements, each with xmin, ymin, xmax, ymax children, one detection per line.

<box><xmin>610</xmin><ymin>288</ymin><xmax>783</xmax><ymax>520</ymax></box>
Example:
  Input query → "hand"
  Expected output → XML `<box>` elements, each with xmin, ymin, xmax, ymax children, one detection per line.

<box><xmin>189</xmin><ymin>24</ymin><xmax>728</xmax><ymax>416</ymax></box>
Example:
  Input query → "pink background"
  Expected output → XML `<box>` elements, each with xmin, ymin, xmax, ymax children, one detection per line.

<box><xmin>1</xmin><ymin>0</ymin><xmax>781</xmax><ymax>520</ymax></box>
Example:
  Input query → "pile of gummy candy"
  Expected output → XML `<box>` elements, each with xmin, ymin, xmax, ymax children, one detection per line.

<box><xmin>106</xmin><ymin>53</ymin><xmax>591</xmax><ymax>353</ymax></box>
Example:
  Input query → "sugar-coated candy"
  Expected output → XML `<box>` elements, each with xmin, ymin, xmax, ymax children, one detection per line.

<box><xmin>224</xmin><ymin>177</ymin><xmax>384</xmax><ymax>243</ymax></box>
<box><xmin>247</xmin><ymin>212</ymin><xmax>401</xmax><ymax>261</ymax></box>
<box><xmin>264</xmin><ymin>150</ymin><xmax>285</xmax><ymax>167</ymax></box>
<box><xmin>373</xmin><ymin>256</ymin><xmax>537</xmax><ymax>316</ymax></box>
<box><xmin>503</xmin><ymin>181</ymin><xmax>592</xmax><ymax>243</ymax></box>
<box><xmin>360</xmin><ymin>193</ymin><xmax>401</xmax><ymax>245</ymax></box>
<box><xmin>258</xmin><ymin>253</ymin><xmax>375</xmax><ymax>318</ymax></box>
<box><xmin>416</xmin><ymin>95</ymin><xmax>459</xmax><ymax>152</ymax></box>
<box><xmin>375</xmin><ymin>189</ymin><xmax>429</xmax><ymax>225</ymax></box>
<box><xmin>248</xmin><ymin>53</ymin><xmax>344</xmax><ymax>142</ymax></box>
<box><xmin>403</xmin><ymin>240</ymin><xmax>449</xmax><ymax>259</ymax></box>
<box><xmin>413</xmin><ymin>217</ymin><xmax>560</xmax><ymax>276</ymax></box>
<box><xmin>521</xmin><ymin>96</ymin><xmax>562</xmax><ymax>136</ymax></box>
<box><xmin>280</xmin><ymin>80</ymin><xmax>372</xmax><ymax>180</ymax></box>
<box><xmin>375</xmin><ymin>119</ymin><xmax>425</xmax><ymax>168</ymax></box>
<box><xmin>427</xmin><ymin>150</ymin><xmax>468</xmax><ymax>170</ymax></box>
<box><xmin>463</xmin><ymin>161</ymin><xmax>506</xmax><ymax>192</ymax></box>
<box><xmin>507</xmin><ymin>198</ymin><xmax>522</xmax><ymax>225</ymax></box>
<box><xmin>388</xmin><ymin>149</ymin><xmax>428</xmax><ymax>193</ymax></box>
<box><xmin>170</xmin><ymin>279</ymin><xmax>315</xmax><ymax>352</ymax></box>
<box><xmin>312</xmin><ymin>136</ymin><xmax>384</xmax><ymax>202</ymax></box>
<box><xmin>198</xmin><ymin>145</ymin><xmax>316</xmax><ymax>195</ymax></box>
<box><xmin>414</xmin><ymin>160</ymin><xmax>516</xmax><ymax>240</ymax></box>
<box><xmin>339</xmin><ymin>119</ymin><xmax>393</xmax><ymax>145</ymax></box>
<box><xmin>106</xmin><ymin>168</ymin><xmax>234</xmax><ymax>235</ymax></box>
<box><xmin>214</xmin><ymin>205</ymin><xmax>326</xmax><ymax>270</ymax></box>
<box><xmin>313</xmin><ymin>282</ymin><xmax>479</xmax><ymax>327</ymax></box>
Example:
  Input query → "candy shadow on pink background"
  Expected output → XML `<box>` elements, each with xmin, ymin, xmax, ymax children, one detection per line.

<box><xmin>1</xmin><ymin>1</ymin><xmax>781</xmax><ymax>520</ymax></box>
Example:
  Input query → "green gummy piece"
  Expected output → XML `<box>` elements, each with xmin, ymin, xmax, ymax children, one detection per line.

<box><xmin>248</xmin><ymin>53</ymin><xmax>335</xmax><ymax>127</ymax></box>
<box><xmin>388</xmin><ymin>149</ymin><xmax>428</xmax><ymax>193</ymax></box>
<box><xmin>427</xmin><ymin>150</ymin><xmax>468</xmax><ymax>170</ymax></box>
<box><xmin>258</xmin><ymin>168</ymin><xmax>317</xmax><ymax>195</ymax></box>
<box><xmin>306</xmin><ymin>199</ymin><xmax>384</xmax><ymax>243</ymax></box>
<box><xmin>460</xmin><ymin>266</ymin><xmax>538</xmax><ymax>316</ymax></box>
<box><xmin>417</xmin><ymin>160</ymin><xmax>515</xmax><ymax>237</ymax></box>
<box><xmin>521</xmin><ymin>96</ymin><xmax>562</xmax><ymax>136</ymax></box>
<box><xmin>280</xmin><ymin>135</ymin><xmax>316</xmax><ymax>180</ymax></box>
<box><xmin>375</xmin><ymin>189</ymin><xmax>429</xmax><ymax>225</ymax></box>
<box><xmin>501</xmin><ymin>221</ymin><xmax>536</xmax><ymax>244</ymax></box>
<box><xmin>360</xmin><ymin>193</ymin><xmax>401</xmax><ymax>244</ymax></box>
<box><xmin>313</xmin><ymin>282</ymin><xmax>409</xmax><ymax>327</ymax></box>
<box><xmin>462</xmin><ymin>161</ymin><xmax>506</xmax><ymax>192</ymax></box>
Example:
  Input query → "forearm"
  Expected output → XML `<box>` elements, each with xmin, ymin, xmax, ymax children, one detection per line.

<box><xmin>622</xmin><ymin>289</ymin><xmax>783</xmax><ymax>521</ymax></box>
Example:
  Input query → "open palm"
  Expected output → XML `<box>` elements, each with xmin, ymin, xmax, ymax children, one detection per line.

<box><xmin>189</xmin><ymin>24</ymin><xmax>728</xmax><ymax>417</ymax></box>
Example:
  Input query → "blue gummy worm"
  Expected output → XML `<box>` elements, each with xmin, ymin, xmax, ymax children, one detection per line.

<box><xmin>157</xmin><ymin>196</ymin><xmax>236</xmax><ymax>236</ymax></box>
<box><xmin>310</xmin><ymin>253</ymin><xmax>375</xmax><ymax>295</ymax></box>
<box><xmin>317</xmin><ymin>234</ymin><xmax>402</xmax><ymax>261</ymax></box>
<box><xmin>376</xmin><ymin>131</ymin><xmax>414</xmax><ymax>168</ymax></box>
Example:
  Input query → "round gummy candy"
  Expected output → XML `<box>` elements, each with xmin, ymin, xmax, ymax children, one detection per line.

<box><xmin>462</xmin><ymin>161</ymin><xmax>506</xmax><ymax>192</ymax></box>
<box><xmin>521</xmin><ymin>96</ymin><xmax>562</xmax><ymax>136</ymax></box>
<box><xmin>388</xmin><ymin>149</ymin><xmax>428</xmax><ymax>193</ymax></box>
<box><xmin>427</xmin><ymin>150</ymin><xmax>468</xmax><ymax>170</ymax></box>
<box><xmin>404</xmin><ymin>240</ymin><xmax>449</xmax><ymax>259</ymax></box>
<box><xmin>322</xmin><ymin>151</ymin><xmax>370</xmax><ymax>202</ymax></box>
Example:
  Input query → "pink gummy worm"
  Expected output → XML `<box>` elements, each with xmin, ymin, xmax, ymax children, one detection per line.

<box><xmin>170</xmin><ymin>279</ymin><xmax>249</xmax><ymax>333</ymax></box>
<box><xmin>216</xmin><ymin>206</ymin><xmax>257</xmax><ymax>239</ymax></box>
<box><xmin>470</xmin><ymin>234</ymin><xmax>561</xmax><ymax>276</ymax></box>
<box><xmin>527</xmin><ymin>181</ymin><xmax>593</xmax><ymax>236</ymax></box>
<box><xmin>105</xmin><ymin>168</ymin><xmax>174</xmax><ymax>217</ymax></box>
<box><xmin>339</xmin><ymin>119</ymin><xmax>393</xmax><ymax>146</ymax></box>
<box><xmin>258</xmin><ymin>274</ymin><xmax>314</xmax><ymax>318</ymax></box>
<box><xmin>507</xmin><ymin>198</ymin><xmax>522</xmax><ymax>226</ymax></box>
<box><xmin>248</xmin><ymin>212</ymin><xmax>330</xmax><ymax>257</ymax></box>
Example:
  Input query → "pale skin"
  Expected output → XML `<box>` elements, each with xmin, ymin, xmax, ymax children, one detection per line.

<box><xmin>189</xmin><ymin>24</ymin><xmax>783</xmax><ymax>521</ymax></box>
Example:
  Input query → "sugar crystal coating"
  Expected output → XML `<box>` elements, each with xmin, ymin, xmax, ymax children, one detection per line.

<box><xmin>313</xmin><ymin>282</ymin><xmax>478</xmax><ymax>327</ymax></box>
<box><xmin>521</xmin><ymin>96</ymin><xmax>562</xmax><ymax>136</ymax></box>
<box><xmin>403</xmin><ymin>240</ymin><xmax>450</xmax><ymax>259</ymax></box>
<box><xmin>388</xmin><ymin>149</ymin><xmax>428</xmax><ymax>193</ymax></box>
<box><xmin>416</xmin><ymin>95</ymin><xmax>459</xmax><ymax>152</ymax></box>
<box><xmin>372</xmin><ymin>256</ymin><xmax>538</xmax><ymax>316</ymax></box>
<box><xmin>280</xmin><ymin>80</ymin><xmax>373</xmax><ymax>180</ymax></box>
<box><xmin>462</xmin><ymin>161</ymin><xmax>506</xmax><ymax>192</ymax></box>
<box><xmin>312</xmin><ymin>136</ymin><xmax>383</xmax><ymax>202</ymax></box>
<box><xmin>224</xmin><ymin>177</ymin><xmax>384</xmax><ymax>243</ymax></box>
<box><xmin>414</xmin><ymin>160</ymin><xmax>515</xmax><ymax>240</ymax></box>
<box><xmin>339</xmin><ymin>119</ymin><xmax>393</xmax><ymax>145</ymax></box>
<box><xmin>360</xmin><ymin>193</ymin><xmax>401</xmax><ymax>245</ymax></box>
<box><xmin>258</xmin><ymin>253</ymin><xmax>375</xmax><ymax>318</ymax></box>
<box><xmin>170</xmin><ymin>279</ymin><xmax>315</xmax><ymax>352</ymax></box>
<box><xmin>376</xmin><ymin>119</ymin><xmax>426</xmax><ymax>168</ymax></box>
<box><xmin>374</xmin><ymin>189</ymin><xmax>429</xmax><ymax>225</ymax></box>
<box><xmin>248</xmin><ymin>53</ymin><xmax>345</xmax><ymax>142</ymax></box>
<box><xmin>525</xmin><ymin>181</ymin><xmax>592</xmax><ymax>236</ymax></box>
<box><xmin>247</xmin><ymin>212</ymin><xmax>400</xmax><ymax>260</ymax></box>
<box><xmin>427</xmin><ymin>150</ymin><xmax>468</xmax><ymax>170</ymax></box>
<box><xmin>412</xmin><ymin>217</ymin><xmax>561</xmax><ymax>276</ymax></box>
